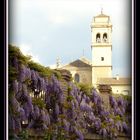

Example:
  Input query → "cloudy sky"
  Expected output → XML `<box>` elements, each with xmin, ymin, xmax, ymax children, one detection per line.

<box><xmin>9</xmin><ymin>0</ymin><xmax>132</xmax><ymax>77</ymax></box>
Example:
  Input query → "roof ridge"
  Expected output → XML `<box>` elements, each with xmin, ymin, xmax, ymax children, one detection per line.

<box><xmin>95</xmin><ymin>13</ymin><xmax>109</xmax><ymax>17</ymax></box>
<box><xmin>79</xmin><ymin>57</ymin><xmax>91</xmax><ymax>65</ymax></box>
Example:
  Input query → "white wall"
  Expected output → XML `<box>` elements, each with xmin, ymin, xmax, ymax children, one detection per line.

<box><xmin>111</xmin><ymin>85</ymin><xmax>131</xmax><ymax>95</ymax></box>
<box><xmin>92</xmin><ymin>67</ymin><xmax>112</xmax><ymax>87</ymax></box>
<box><xmin>92</xmin><ymin>47</ymin><xmax>112</xmax><ymax>66</ymax></box>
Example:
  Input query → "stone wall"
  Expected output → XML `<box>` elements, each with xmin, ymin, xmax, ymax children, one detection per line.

<box><xmin>62</xmin><ymin>66</ymin><xmax>92</xmax><ymax>84</ymax></box>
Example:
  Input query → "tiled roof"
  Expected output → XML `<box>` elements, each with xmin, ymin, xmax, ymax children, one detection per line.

<box><xmin>97</xmin><ymin>77</ymin><xmax>131</xmax><ymax>85</ymax></box>
<box><xmin>61</xmin><ymin>57</ymin><xmax>92</xmax><ymax>68</ymax></box>
<box><xmin>95</xmin><ymin>13</ymin><xmax>109</xmax><ymax>18</ymax></box>
<box><xmin>79</xmin><ymin>57</ymin><xmax>92</xmax><ymax>65</ymax></box>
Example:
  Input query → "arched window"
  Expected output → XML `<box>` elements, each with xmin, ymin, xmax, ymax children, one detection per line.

<box><xmin>74</xmin><ymin>73</ymin><xmax>80</xmax><ymax>83</ymax></box>
<box><xmin>103</xmin><ymin>33</ymin><xmax>107</xmax><ymax>42</ymax></box>
<box><xmin>96</xmin><ymin>33</ymin><xmax>101</xmax><ymax>43</ymax></box>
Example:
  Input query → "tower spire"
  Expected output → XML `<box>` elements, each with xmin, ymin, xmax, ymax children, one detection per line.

<box><xmin>101</xmin><ymin>8</ymin><xmax>103</xmax><ymax>14</ymax></box>
<box><xmin>56</xmin><ymin>57</ymin><xmax>61</xmax><ymax>68</ymax></box>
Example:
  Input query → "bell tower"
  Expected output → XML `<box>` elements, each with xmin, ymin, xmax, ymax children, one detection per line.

<box><xmin>91</xmin><ymin>10</ymin><xmax>112</xmax><ymax>86</ymax></box>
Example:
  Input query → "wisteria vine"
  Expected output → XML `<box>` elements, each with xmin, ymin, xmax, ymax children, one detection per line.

<box><xmin>9</xmin><ymin>46</ymin><xmax>131</xmax><ymax>140</ymax></box>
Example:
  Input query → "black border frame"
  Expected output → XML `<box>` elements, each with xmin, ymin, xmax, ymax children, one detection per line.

<box><xmin>1</xmin><ymin>0</ymin><xmax>6</xmax><ymax>139</ymax></box>
<box><xmin>6</xmin><ymin>0</ymin><xmax>137</xmax><ymax>140</ymax></box>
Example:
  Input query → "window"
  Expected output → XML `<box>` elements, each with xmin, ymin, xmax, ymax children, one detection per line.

<box><xmin>74</xmin><ymin>73</ymin><xmax>80</xmax><ymax>83</ymax></box>
<box><xmin>101</xmin><ymin>57</ymin><xmax>104</xmax><ymax>61</ymax></box>
<box><xmin>103</xmin><ymin>33</ymin><xmax>107</xmax><ymax>42</ymax></box>
<box><xmin>96</xmin><ymin>33</ymin><xmax>101</xmax><ymax>43</ymax></box>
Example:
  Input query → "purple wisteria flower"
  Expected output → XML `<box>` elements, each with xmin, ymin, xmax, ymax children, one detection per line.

<box><xmin>13</xmin><ymin>80</ymin><xmax>18</xmax><ymax>95</ymax></box>
<box><xmin>116</xmin><ymin>121</ymin><xmax>123</xmax><ymax>132</ymax></box>
<box><xmin>122</xmin><ymin>121</ymin><xmax>129</xmax><ymax>133</ymax></box>
<box><xmin>74</xmin><ymin>128</ymin><xmax>84</xmax><ymax>140</ymax></box>
<box><xmin>13</xmin><ymin>56</ymin><xmax>18</xmax><ymax>70</ymax></box>
<box><xmin>63</xmin><ymin>119</ymin><xmax>70</xmax><ymax>131</ymax></box>
<box><xmin>19</xmin><ymin>107</ymin><xmax>26</xmax><ymax>121</ymax></box>
<box><xmin>55</xmin><ymin>103</ymin><xmax>60</xmax><ymax>116</ymax></box>
<box><xmin>94</xmin><ymin>118</ymin><xmax>101</xmax><ymax>130</ymax></box>
<box><xmin>99</xmin><ymin>128</ymin><xmax>108</xmax><ymax>137</ymax></box>
<box><xmin>109</xmin><ymin>95</ymin><xmax>118</xmax><ymax>108</ymax></box>
<box><xmin>117</xmin><ymin>96</ymin><xmax>124</xmax><ymax>106</ymax></box>
<box><xmin>80</xmin><ymin>99</ymin><xmax>92</xmax><ymax>112</ymax></box>
<box><xmin>19</xmin><ymin>65</ymin><xmax>26</xmax><ymax>82</ymax></box>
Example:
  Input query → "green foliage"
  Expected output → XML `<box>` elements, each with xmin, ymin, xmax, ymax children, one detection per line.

<box><xmin>9</xmin><ymin>134</ymin><xmax>19</xmax><ymax>140</ymax></box>
<box><xmin>101</xmin><ymin>122</ymin><xmax>106</xmax><ymax>128</ymax></box>
<box><xmin>57</xmin><ymin>129</ymin><xmax>65</xmax><ymax>140</ymax></box>
<box><xmin>9</xmin><ymin>66</ymin><xmax>18</xmax><ymax>83</ymax></box>
<box><xmin>28</xmin><ymin>61</ymin><xmax>52</xmax><ymax>77</ymax></box>
<box><xmin>32</xmin><ymin>97</ymin><xmax>46</xmax><ymax>109</ymax></box>
<box><xmin>67</xmin><ymin>86</ymin><xmax>72</xmax><ymax>93</ymax></box>
<box><xmin>9</xmin><ymin>44</ymin><xmax>31</xmax><ymax>66</ymax></box>
<box><xmin>63</xmin><ymin>102</ymin><xmax>72</xmax><ymax>109</ymax></box>
<box><xmin>28</xmin><ymin>61</ymin><xmax>62</xmax><ymax>79</ymax></box>
<box><xmin>67</xmin><ymin>95</ymin><xmax>74</xmax><ymax>101</ymax></box>
<box><xmin>122</xmin><ymin>95</ymin><xmax>132</xmax><ymax>102</ymax></box>
<box><xmin>44</xmin><ymin>130</ymin><xmax>53</xmax><ymax>140</ymax></box>
<box><xmin>9</xmin><ymin>94</ymin><xmax>20</xmax><ymax>116</ymax></box>
<box><xmin>9</xmin><ymin>44</ymin><xmax>31</xmax><ymax>84</ymax></box>
<box><xmin>9</xmin><ymin>44</ymin><xmax>63</xmax><ymax>80</ymax></box>
<box><xmin>115</xmin><ymin>115</ymin><xmax>122</xmax><ymax>121</ymax></box>
<box><xmin>58</xmin><ymin>114</ymin><xmax>65</xmax><ymax>119</ymax></box>
<box><xmin>19</xmin><ymin>129</ymin><xmax>29</xmax><ymax>140</ymax></box>
<box><xmin>44</xmin><ymin>133</ymin><xmax>51</xmax><ymax>140</ymax></box>
<box><xmin>52</xmin><ymin>70</ymin><xmax>62</xmax><ymax>80</ymax></box>
<box><xmin>77</xmin><ymin>83</ymin><xmax>93</xmax><ymax>96</ymax></box>
<box><xmin>44</xmin><ymin>128</ymin><xmax>66</xmax><ymax>140</ymax></box>
<box><xmin>9</xmin><ymin>105</ymin><xmax>20</xmax><ymax>117</ymax></box>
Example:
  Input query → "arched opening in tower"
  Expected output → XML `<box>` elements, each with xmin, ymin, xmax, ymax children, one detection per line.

<box><xmin>103</xmin><ymin>33</ymin><xmax>107</xmax><ymax>42</ymax></box>
<box><xmin>96</xmin><ymin>33</ymin><xmax>101</xmax><ymax>43</ymax></box>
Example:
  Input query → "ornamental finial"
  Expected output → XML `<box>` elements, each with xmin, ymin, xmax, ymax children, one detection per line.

<box><xmin>101</xmin><ymin>8</ymin><xmax>103</xmax><ymax>14</ymax></box>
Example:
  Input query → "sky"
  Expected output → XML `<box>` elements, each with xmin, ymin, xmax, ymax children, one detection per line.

<box><xmin>9</xmin><ymin>0</ymin><xmax>132</xmax><ymax>77</ymax></box>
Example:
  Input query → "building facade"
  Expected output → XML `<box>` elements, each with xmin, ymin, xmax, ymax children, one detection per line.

<box><xmin>61</xmin><ymin>57</ymin><xmax>92</xmax><ymax>84</ymax></box>
<box><xmin>97</xmin><ymin>77</ymin><xmax>131</xmax><ymax>95</ymax></box>
<box><xmin>59</xmin><ymin>11</ymin><xmax>131</xmax><ymax>95</ymax></box>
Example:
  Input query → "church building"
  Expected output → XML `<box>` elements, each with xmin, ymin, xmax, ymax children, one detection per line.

<box><xmin>59</xmin><ymin>11</ymin><xmax>131</xmax><ymax>95</ymax></box>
